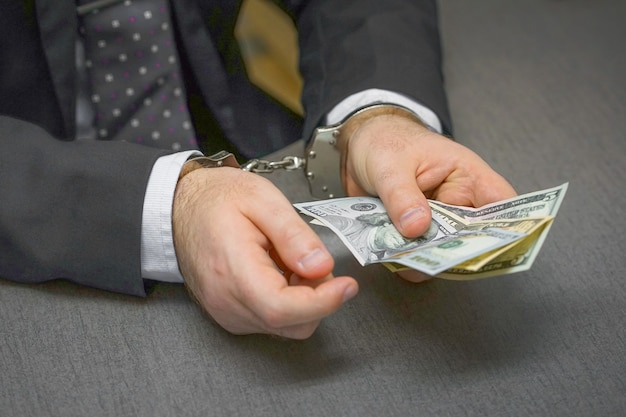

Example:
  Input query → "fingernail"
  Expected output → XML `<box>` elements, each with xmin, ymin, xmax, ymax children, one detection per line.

<box><xmin>342</xmin><ymin>284</ymin><xmax>358</xmax><ymax>303</ymax></box>
<box><xmin>399</xmin><ymin>207</ymin><xmax>427</xmax><ymax>230</ymax></box>
<box><xmin>298</xmin><ymin>248</ymin><xmax>329</xmax><ymax>271</ymax></box>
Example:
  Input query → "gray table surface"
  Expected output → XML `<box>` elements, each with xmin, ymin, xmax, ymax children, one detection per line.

<box><xmin>2</xmin><ymin>0</ymin><xmax>625</xmax><ymax>416</ymax></box>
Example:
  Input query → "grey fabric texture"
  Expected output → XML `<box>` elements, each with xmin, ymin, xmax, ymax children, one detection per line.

<box><xmin>1</xmin><ymin>0</ymin><xmax>624</xmax><ymax>416</ymax></box>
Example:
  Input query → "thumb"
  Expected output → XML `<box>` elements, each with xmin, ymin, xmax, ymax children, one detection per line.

<box><xmin>375</xmin><ymin>171</ymin><xmax>433</xmax><ymax>238</ymax></box>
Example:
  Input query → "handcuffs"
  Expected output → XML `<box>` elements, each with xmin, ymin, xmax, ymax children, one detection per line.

<box><xmin>179</xmin><ymin>103</ymin><xmax>426</xmax><ymax>199</ymax></box>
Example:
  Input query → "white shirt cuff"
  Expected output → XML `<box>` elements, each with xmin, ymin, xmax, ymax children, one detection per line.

<box><xmin>141</xmin><ymin>150</ymin><xmax>201</xmax><ymax>283</ymax></box>
<box><xmin>325</xmin><ymin>88</ymin><xmax>443</xmax><ymax>133</ymax></box>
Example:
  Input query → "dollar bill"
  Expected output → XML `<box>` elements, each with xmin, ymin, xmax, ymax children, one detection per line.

<box><xmin>295</xmin><ymin>183</ymin><xmax>568</xmax><ymax>280</ymax></box>
<box><xmin>430</xmin><ymin>183</ymin><xmax>568</xmax><ymax>279</ymax></box>
<box><xmin>294</xmin><ymin>197</ymin><xmax>526</xmax><ymax>275</ymax></box>
<box><xmin>384</xmin><ymin>228</ymin><xmax>526</xmax><ymax>275</ymax></box>
<box><xmin>440</xmin><ymin>216</ymin><xmax>554</xmax><ymax>272</ymax></box>
<box><xmin>428</xmin><ymin>183</ymin><xmax>568</xmax><ymax>221</ymax></box>
<box><xmin>295</xmin><ymin>196</ymin><xmax>456</xmax><ymax>266</ymax></box>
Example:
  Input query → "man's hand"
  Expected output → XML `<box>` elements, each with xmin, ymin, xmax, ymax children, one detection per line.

<box><xmin>343</xmin><ymin>114</ymin><xmax>517</xmax><ymax>282</ymax></box>
<box><xmin>172</xmin><ymin>167</ymin><xmax>358</xmax><ymax>339</ymax></box>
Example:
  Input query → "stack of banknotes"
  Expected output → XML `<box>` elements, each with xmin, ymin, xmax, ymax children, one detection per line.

<box><xmin>294</xmin><ymin>183</ymin><xmax>568</xmax><ymax>280</ymax></box>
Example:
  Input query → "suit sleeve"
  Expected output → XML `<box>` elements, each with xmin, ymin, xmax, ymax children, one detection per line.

<box><xmin>285</xmin><ymin>0</ymin><xmax>452</xmax><ymax>138</ymax></box>
<box><xmin>0</xmin><ymin>116</ymin><xmax>168</xmax><ymax>296</ymax></box>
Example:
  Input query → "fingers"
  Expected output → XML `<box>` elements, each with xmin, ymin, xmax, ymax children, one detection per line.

<box><xmin>372</xmin><ymin>167</ymin><xmax>433</xmax><ymax>238</ymax></box>
<box><xmin>229</xmin><ymin>237</ymin><xmax>358</xmax><ymax>338</ymax></box>
<box><xmin>431</xmin><ymin>157</ymin><xmax>518</xmax><ymax>207</ymax></box>
<box><xmin>473</xmin><ymin>170</ymin><xmax>518</xmax><ymax>206</ymax></box>
<box><xmin>235</xmin><ymin>194</ymin><xmax>360</xmax><ymax>332</ymax></box>
<box><xmin>242</xmin><ymin>265</ymin><xmax>358</xmax><ymax>334</ymax></box>
<box><xmin>241</xmin><ymin>179</ymin><xmax>337</xmax><ymax>280</ymax></box>
<box><xmin>175</xmin><ymin>168</ymin><xmax>358</xmax><ymax>339</ymax></box>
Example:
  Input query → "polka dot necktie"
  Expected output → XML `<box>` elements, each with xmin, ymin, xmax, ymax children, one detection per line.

<box><xmin>79</xmin><ymin>0</ymin><xmax>197</xmax><ymax>151</ymax></box>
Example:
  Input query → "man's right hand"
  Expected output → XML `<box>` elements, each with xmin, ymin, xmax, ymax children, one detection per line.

<box><xmin>172</xmin><ymin>166</ymin><xmax>358</xmax><ymax>339</ymax></box>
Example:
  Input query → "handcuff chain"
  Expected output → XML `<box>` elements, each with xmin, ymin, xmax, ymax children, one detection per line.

<box><xmin>241</xmin><ymin>155</ymin><xmax>305</xmax><ymax>173</ymax></box>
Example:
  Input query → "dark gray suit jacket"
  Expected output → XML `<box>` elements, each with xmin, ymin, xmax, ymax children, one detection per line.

<box><xmin>0</xmin><ymin>0</ymin><xmax>450</xmax><ymax>295</ymax></box>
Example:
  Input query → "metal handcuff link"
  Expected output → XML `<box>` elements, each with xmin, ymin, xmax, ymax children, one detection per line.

<box><xmin>180</xmin><ymin>103</ymin><xmax>425</xmax><ymax>200</ymax></box>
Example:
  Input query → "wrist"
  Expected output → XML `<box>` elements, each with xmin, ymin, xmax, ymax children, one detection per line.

<box><xmin>305</xmin><ymin>103</ymin><xmax>426</xmax><ymax>199</ymax></box>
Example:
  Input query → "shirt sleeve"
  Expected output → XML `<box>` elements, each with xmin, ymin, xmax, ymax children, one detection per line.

<box><xmin>325</xmin><ymin>88</ymin><xmax>443</xmax><ymax>133</ymax></box>
<box><xmin>141</xmin><ymin>150</ymin><xmax>201</xmax><ymax>283</ymax></box>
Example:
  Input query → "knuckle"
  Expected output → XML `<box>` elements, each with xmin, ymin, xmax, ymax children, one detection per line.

<box><xmin>387</xmin><ymin>184</ymin><xmax>412</xmax><ymax>202</ymax></box>
<box><xmin>274</xmin><ymin>216</ymin><xmax>313</xmax><ymax>247</ymax></box>
<box><xmin>289</xmin><ymin>323</ymin><xmax>319</xmax><ymax>340</ymax></box>
<box><xmin>373</xmin><ymin>167</ymin><xmax>395</xmax><ymax>186</ymax></box>
<box><xmin>272</xmin><ymin>321</ymin><xmax>320</xmax><ymax>340</ymax></box>
<box><xmin>259</xmin><ymin>304</ymin><xmax>290</xmax><ymax>329</ymax></box>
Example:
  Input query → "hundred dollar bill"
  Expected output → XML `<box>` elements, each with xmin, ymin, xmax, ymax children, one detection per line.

<box><xmin>295</xmin><ymin>183</ymin><xmax>568</xmax><ymax>279</ymax></box>
<box><xmin>294</xmin><ymin>196</ymin><xmax>525</xmax><ymax>275</ymax></box>
<box><xmin>295</xmin><ymin>196</ymin><xmax>456</xmax><ymax>266</ymax></box>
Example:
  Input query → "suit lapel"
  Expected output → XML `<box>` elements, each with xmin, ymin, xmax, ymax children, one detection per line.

<box><xmin>35</xmin><ymin>0</ymin><xmax>77</xmax><ymax>137</ymax></box>
<box><xmin>169</xmin><ymin>0</ymin><xmax>240</xmax><ymax>143</ymax></box>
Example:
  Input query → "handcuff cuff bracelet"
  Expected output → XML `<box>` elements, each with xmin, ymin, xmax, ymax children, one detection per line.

<box><xmin>179</xmin><ymin>103</ymin><xmax>426</xmax><ymax>199</ymax></box>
